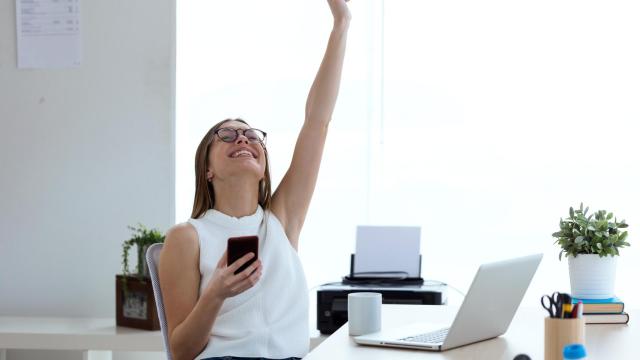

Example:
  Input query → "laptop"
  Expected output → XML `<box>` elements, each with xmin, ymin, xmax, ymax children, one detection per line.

<box><xmin>353</xmin><ymin>253</ymin><xmax>543</xmax><ymax>351</ymax></box>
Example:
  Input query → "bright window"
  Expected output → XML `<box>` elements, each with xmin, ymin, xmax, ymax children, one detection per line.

<box><xmin>178</xmin><ymin>0</ymin><xmax>640</xmax><ymax>309</ymax></box>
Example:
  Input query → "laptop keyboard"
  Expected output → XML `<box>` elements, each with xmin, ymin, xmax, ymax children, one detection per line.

<box><xmin>399</xmin><ymin>328</ymin><xmax>449</xmax><ymax>344</ymax></box>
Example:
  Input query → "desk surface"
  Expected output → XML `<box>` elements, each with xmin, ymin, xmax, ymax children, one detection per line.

<box><xmin>305</xmin><ymin>305</ymin><xmax>637</xmax><ymax>359</ymax></box>
<box><xmin>0</xmin><ymin>316</ymin><xmax>163</xmax><ymax>351</ymax></box>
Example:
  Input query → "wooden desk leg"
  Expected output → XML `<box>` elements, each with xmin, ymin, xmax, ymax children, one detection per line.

<box><xmin>82</xmin><ymin>350</ymin><xmax>112</xmax><ymax>360</ymax></box>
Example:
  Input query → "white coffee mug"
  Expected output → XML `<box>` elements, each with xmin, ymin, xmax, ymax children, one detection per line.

<box><xmin>348</xmin><ymin>292</ymin><xmax>382</xmax><ymax>336</ymax></box>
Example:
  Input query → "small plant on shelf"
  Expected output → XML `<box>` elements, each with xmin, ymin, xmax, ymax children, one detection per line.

<box><xmin>121</xmin><ymin>223</ymin><xmax>165</xmax><ymax>288</ymax></box>
<box><xmin>116</xmin><ymin>223</ymin><xmax>165</xmax><ymax>330</ymax></box>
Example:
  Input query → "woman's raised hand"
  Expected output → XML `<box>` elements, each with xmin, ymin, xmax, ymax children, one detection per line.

<box><xmin>327</xmin><ymin>0</ymin><xmax>351</xmax><ymax>26</ymax></box>
<box><xmin>203</xmin><ymin>251</ymin><xmax>263</xmax><ymax>301</ymax></box>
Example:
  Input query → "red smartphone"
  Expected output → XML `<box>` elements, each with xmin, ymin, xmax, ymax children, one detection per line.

<box><xmin>227</xmin><ymin>235</ymin><xmax>259</xmax><ymax>275</ymax></box>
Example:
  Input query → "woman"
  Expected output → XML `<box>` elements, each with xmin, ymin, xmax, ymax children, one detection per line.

<box><xmin>159</xmin><ymin>1</ymin><xmax>351</xmax><ymax>359</ymax></box>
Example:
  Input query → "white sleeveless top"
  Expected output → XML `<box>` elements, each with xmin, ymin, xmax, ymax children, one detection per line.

<box><xmin>188</xmin><ymin>206</ymin><xmax>309</xmax><ymax>359</ymax></box>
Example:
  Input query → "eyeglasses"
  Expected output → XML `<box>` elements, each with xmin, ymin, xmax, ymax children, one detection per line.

<box><xmin>214</xmin><ymin>127</ymin><xmax>267</xmax><ymax>144</ymax></box>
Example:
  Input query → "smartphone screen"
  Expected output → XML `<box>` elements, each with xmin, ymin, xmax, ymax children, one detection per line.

<box><xmin>227</xmin><ymin>235</ymin><xmax>259</xmax><ymax>275</ymax></box>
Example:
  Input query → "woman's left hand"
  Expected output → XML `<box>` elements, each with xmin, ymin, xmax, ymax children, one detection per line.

<box><xmin>327</xmin><ymin>0</ymin><xmax>351</xmax><ymax>27</ymax></box>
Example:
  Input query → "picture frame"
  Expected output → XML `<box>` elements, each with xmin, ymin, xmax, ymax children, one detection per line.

<box><xmin>115</xmin><ymin>275</ymin><xmax>160</xmax><ymax>330</ymax></box>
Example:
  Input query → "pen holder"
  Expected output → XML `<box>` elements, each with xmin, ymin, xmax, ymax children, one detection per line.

<box><xmin>544</xmin><ymin>317</ymin><xmax>586</xmax><ymax>360</ymax></box>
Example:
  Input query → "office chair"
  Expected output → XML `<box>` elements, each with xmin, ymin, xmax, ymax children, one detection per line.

<box><xmin>146</xmin><ymin>243</ymin><xmax>173</xmax><ymax>360</ymax></box>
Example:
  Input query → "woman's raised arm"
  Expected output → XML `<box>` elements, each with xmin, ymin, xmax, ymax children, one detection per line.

<box><xmin>272</xmin><ymin>0</ymin><xmax>351</xmax><ymax>249</ymax></box>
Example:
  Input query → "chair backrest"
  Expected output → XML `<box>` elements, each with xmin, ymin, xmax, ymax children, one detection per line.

<box><xmin>146</xmin><ymin>243</ymin><xmax>173</xmax><ymax>360</ymax></box>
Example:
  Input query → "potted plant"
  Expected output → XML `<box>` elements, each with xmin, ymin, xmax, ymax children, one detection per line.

<box><xmin>116</xmin><ymin>223</ymin><xmax>165</xmax><ymax>330</ymax></box>
<box><xmin>121</xmin><ymin>224</ymin><xmax>165</xmax><ymax>281</ymax></box>
<box><xmin>552</xmin><ymin>203</ymin><xmax>630</xmax><ymax>299</ymax></box>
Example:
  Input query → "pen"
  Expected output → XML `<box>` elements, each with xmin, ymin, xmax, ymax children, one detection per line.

<box><xmin>570</xmin><ymin>303</ymin><xmax>578</xmax><ymax>318</ymax></box>
<box><xmin>561</xmin><ymin>294</ymin><xmax>573</xmax><ymax>318</ymax></box>
<box><xmin>576</xmin><ymin>301</ymin><xmax>583</xmax><ymax>318</ymax></box>
<box><xmin>556</xmin><ymin>298</ymin><xmax>564</xmax><ymax>318</ymax></box>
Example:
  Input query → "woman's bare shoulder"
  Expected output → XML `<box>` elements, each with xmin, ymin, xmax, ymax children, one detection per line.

<box><xmin>162</xmin><ymin>222</ymin><xmax>199</xmax><ymax>257</ymax></box>
<box><xmin>167</xmin><ymin>222</ymin><xmax>198</xmax><ymax>239</ymax></box>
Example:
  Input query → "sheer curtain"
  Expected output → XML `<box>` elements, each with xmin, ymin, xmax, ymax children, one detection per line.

<box><xmin>178</xmin><ymin>0</ymin><xmax>640</xmax><ymax>308</ymax></box>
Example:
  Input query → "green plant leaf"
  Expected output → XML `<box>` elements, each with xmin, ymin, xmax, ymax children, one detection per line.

<box><xmin>121</xmin><ymin>223</ymin><xmax>166</xmax><ymax>283</ymax></box>
<box><xmin>553</xmin><ymin>204</ymin><xmax>630</xmax><ymax>260</ymax></box>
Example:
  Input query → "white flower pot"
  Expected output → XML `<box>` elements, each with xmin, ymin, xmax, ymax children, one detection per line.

<box><xmin>568</xmin><ymin>254</ymin><xmax>617</xmax><ymax>299</ymax></box>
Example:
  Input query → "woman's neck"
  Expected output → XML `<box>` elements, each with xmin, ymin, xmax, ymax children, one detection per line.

<box><xmin>212</xmin><ymin>176</ymin><xmax>260</xmax><ymax>218</ymax></box>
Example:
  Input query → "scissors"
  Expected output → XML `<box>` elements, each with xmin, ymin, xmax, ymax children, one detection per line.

<box><xmin>541</xmin><ymin>291</ymin><xmax>564</xmax><ymax>318</ymax></box>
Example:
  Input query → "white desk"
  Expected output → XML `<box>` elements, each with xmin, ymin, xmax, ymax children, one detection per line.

<box><xmin>305</xmin><ymin>305</ymin><xmax>638</xmax><ymax>359</ymax></box>
<box><xmin>0</xmin><ymin>316</ymin><xmax>326</xmax><ymax>359</ymax></box>
<box><xmin>0</xmin><ymin>317</ymin><xmax>163</xmax><ymax>360</ymax></box>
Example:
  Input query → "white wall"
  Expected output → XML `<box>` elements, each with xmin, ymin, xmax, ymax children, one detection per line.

<box><xmin>0</xmin><ymin>0</ymin><xmax>174</xmax><ymax>357</ymax></box>
<box><xmin>0</xmin><ymin>0</ymin><xmax>175</xmax><ymax>360</ymax></box>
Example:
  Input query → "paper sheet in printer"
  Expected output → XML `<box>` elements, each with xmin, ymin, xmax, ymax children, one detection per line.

<box><xmin>354</xmin><ymin>226</ymin><xmax>421</xmax><ymax>278</ymax></box>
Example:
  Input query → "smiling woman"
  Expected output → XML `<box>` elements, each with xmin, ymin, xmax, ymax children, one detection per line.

<box><xmin>191</xmin><ymin>119</ymin><xmax>273</xmax><ymax>221</ymax></box>
<box><xmin>161</xmin><ymin>1</ymin><xmax>353</xmax><ymax>359</ymax></box>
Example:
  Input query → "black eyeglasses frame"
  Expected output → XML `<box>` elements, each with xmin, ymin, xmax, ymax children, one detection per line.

<box><xmin>214</xmin><ymin>127</ymin><xmax>267</xmax><ymax>144</ymax></box>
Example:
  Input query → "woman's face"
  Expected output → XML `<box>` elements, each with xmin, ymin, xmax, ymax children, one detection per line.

<box><xmin>207</xmin><ymin>120</ymin><xmax>266</xmax><ymax>183</ymax></box>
